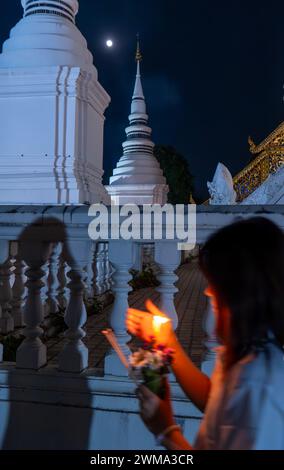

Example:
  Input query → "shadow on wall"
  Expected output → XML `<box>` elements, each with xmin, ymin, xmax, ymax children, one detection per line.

<box><xmin>2</xmin><ymin>372</ymin><xmax>95</xmax><ymax>450</ymax></box>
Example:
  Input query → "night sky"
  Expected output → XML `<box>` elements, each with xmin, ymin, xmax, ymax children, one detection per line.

<box><xmin>1</xmin><ymin>0</ymin><xmax>284</xmax><ymax>199</ymax></box>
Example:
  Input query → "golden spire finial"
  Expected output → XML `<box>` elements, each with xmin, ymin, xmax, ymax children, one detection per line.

<box><xmin>136</xmin><ymin>33</ymin><xmax>142</xmax><ymax>62</ymax></box>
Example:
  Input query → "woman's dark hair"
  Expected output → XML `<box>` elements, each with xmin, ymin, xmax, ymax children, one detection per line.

<box><xmin>199</xmin><ymin>216</ymin><xmax>284</xmax><ymax>365</ymax></box>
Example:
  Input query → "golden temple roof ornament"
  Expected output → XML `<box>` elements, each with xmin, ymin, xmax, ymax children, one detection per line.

<box><xmin>233</xmin><ymin>122</ymin><xmax>284</xmax><ymax>202</ymax></box>
<box><xmin>248</xmin><ymin>135</ymin><xmax>256</xmax><ymax>153</ymax></box>
<box><xmin>205</xmin><ymin>121</ymin><xmax>284</xmax><ymax>205</ymax></box>
<box><xmin>136</xmin><ymin>33</ymin><xmax>142</xmax><ymax>62</ymax></box>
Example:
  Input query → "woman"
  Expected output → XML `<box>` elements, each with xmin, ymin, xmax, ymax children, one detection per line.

<box><xmin>126</xmin><ymin>217</ymin><xmax>284</xmax><ymax>450</ymax></box>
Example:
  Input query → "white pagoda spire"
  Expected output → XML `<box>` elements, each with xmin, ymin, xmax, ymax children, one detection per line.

<box><xmin>131</xmin><ymin>38</ymin><xmax>146</xmax><ymax>116</ymax></box>
<box><xmin>106</xmin><ymin>36</ymin><xmax>168</xmax><ymax>205</ymax></box>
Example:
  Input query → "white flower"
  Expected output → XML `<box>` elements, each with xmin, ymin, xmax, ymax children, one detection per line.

<box><xmin>129</xmin><ymin>349</ymin><xmax>152</xmax><ymax>368</ymax></box>
<box><xmin>129</xmin><ymin>348</ymin><xmax>166</xmax><ymax>371</ymax></box>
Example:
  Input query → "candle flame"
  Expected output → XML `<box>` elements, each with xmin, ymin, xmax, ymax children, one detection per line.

<box><xmin>153</xmin><ymin>315</ymin><xmax>170</xmax><ymax>334</ymax></box>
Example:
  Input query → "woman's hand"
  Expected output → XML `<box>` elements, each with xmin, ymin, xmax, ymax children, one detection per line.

<box><xmin>136</xmin><ymin>379</ymin><xmax>193</xmax><ymax>450</ymax></box>
<box><xmin>126</xmin><ymin>299</ymin><xmax>175</xmax><ymax>346</ymax></box>
<box><xmin>136</xmin><ymin>378</ymin><xmax>175</xmax><ymax>436</ymax></box>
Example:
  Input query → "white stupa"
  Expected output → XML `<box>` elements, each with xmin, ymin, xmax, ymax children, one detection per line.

<box><xmin>106</xmin><ymin>39</ymin><xmax>168</xmax><ymax>205</ymax></box>
<box><xmin>0</xmin><ymin>0</ymin><xmax>110</xmax><ymax>204</ymax></box>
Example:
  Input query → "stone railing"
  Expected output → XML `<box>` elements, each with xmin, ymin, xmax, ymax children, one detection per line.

<box><xmin>0</xmin><ymin>211</ymin><xmax>183</xmax><ymax>375</ymax></box>
<box><xmin>1</xmin><ymin>204</ymin><xmax>284</xmax><ymax>373</ymax></box>
<box><xmin>0</xmin><ymin>208</ymin><xmax>113</xmax><ymax>372</ymax></box>
<box><xmin>0</xmin><ymin>240</ymin><xmax>112</xmax><ymax>331</ymax></box>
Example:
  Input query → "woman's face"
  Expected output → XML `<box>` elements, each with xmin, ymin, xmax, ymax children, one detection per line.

<box><xmin>204</xmin><ymin>285</ymin><xmax>231</xmax><ymax>345</ymax></box>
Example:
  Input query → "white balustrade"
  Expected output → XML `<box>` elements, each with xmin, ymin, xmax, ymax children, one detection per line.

<box><xmin>57</xmin><ymin>254</ymin><xmax>69</xmax><ymax>309</ymax></box>
<box><xmin>85</xmin><ymin>241</ymin><xmax>96</xmax><ymax>299</ymax></box>
<box><xmin>0</xmin><ymin>204</ymin><xmax>276</xmax><ymax>383</ymax></box>
<box><xmin>16</xmin><ymin>240</ymin><xmax>53</xmax><ymax>369</ymax></box>
<box><xmin>94</xmin><ymin>242</ymin><xmax>106</xmax><ymax>295</ymax></box>
<box><xmin>41</xmin><ymin>261</ymin><xmax>49</xmax><ymax>318</ymax></box>
<box><xmin>11</xmin><ymin>252</ymin><xmax>26</xmax><ymax>328</ymax></box>
<box><xmin>103</xmin><ymin>242</ymin><xmax>112</xmax><ymax>291</ymax></box>
<box><xmin>0</xmin><ymin>241</ymin><xmax>14</xmax><ymax>334</ymax></box>
<box><xmin>46</xmin><ymin>243</ymin><xmax>62</xmax><ymax>315</ymax></box>
<box><xmin>9</xmin><ymin>241</ymin><xmax>18</xmax><ymax>288</ymax></box>
<box><xmin>59</xmin><ymin>239</ymin><xmax>91</xmax><ymax>373</ymax></box>
<box><xmin>154</xmin><ymin>241</ymin><xmax>181</xmax><ymax>330</ymax></box>
<box><xmin>105</xmin><ymin>240</ymin><xmax>134</xmax><ymax>376</ymax></box>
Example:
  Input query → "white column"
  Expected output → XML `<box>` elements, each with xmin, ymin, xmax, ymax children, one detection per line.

<box><xmin>105</xmin><ymin>240</ymin><xmax>134</xmax><ymax>376</ymax></box>
<box><xmin>16</xmin><ymin>240</ymin><xmax>52</xmax><ymax>369</ymax></box>
<box><xmin>0</xmin><ymin>241</ymin><xmax>14</xmax><ymax>334</ymax></box>
<box><xmin>59</xmin><ymin>239</ymin><xmax>91</xmax><ymax>373</ymax></box>
<box><xmin>154</xmin><ymin>241</ymin><xmax>181</xmax><ymax>330</ymax></box>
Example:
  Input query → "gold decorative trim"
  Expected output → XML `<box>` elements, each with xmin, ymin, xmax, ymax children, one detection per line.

<box><xmin>248</xmin><ymin>121</ymin><xmax>284</xmax><ymax>155</ymax></box>
<box><xmin>203</xmin><ymin>121</ymin><xmax>284</xmax><ymax>204</ymax></box>
<box><xmin>234</xmin><ymin>144</ymin><xmax>284</xmax><ymax>202</ymax></box>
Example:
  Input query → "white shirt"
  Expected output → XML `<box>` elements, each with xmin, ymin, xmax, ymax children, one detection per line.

<box><xmin>194</xmin><ymin>341</ymin><xmax>284</xmax><ymax>450</ymax></box>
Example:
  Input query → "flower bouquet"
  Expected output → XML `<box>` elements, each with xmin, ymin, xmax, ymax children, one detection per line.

<box><xmin>102</xmin><ymin>329</ymin><xmax>174</xmax><ymax>399</ymax></box>
<box><xmin>129</xmin><ymin>338</ymin><xmax>174</xmax><ymax>399</ymax></box>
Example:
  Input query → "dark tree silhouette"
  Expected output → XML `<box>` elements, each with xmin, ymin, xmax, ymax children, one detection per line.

<box><xmin>154</xmin><ymin>145</ymin><xmax>194</xmax><ymax>204</ymax></box>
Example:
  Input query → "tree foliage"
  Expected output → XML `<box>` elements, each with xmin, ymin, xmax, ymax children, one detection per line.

<box><xmin>154</xmin><ymin>145</ymin><xmax>194</xmax><ymax>204</ymax></box>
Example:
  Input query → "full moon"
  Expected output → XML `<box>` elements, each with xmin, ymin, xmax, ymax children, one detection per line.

<box><xmin>106</xmin><ymin>39</ymin><xmax>113</xmax><ymax>48</ymax></box>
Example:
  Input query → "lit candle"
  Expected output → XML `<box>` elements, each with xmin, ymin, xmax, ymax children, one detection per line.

<box><xmin>152</xmin><ymin>315</ymin><xmax>171</xmax><ymax>338</ymax></box>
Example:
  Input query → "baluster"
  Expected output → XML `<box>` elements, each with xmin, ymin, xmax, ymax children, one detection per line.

<box><xmin>94</xmin><ymin>242</ymin><xmax>105</xmax><ymax>295</ymax></box>
<box><xmin>11</xmin><ymin>250</ymin><xmax>26</xmax><ymax>328</ymax></box>
<box><xmin>201</xmin><ymin>303</ymin><xmax>218</xmax><ymax>376</ymax></box>
<box><xmin>46</xmin><ymin>243</ymin><xmax>61</xmax><ymax>314</ymax></box>
<box><xmin>16</xmin><ymin>240</ymin><xmax>52</xmax><ymax>369</ymax></box>
<box><xmin>103</xmin><ymin>242</ymin><xmax>112</xmax><ymax>291</ymax></box>
<box><xmin>59</xmin><ymin>239</ymin><xmax>91</xmax><ymax>373</ymax></box>
<box><xmin>0</xmin><ymin>241</ymin><xmax>14</xmax><ymax>334</ymax></box>
<box><xmin>85</xmin><ymin>241</ymin><xmax>96</xmax><ymax>300</ymax></box>
<box><xmin>41</xmin><ymin>261</ymin><xmax>49</xmax><ymax>318</ymax></box>
<box><xmin>9</xmin><ymin>241</ymin><xmax>18</xmax><ymax>288</ymax></box>
<box><xmin>57</xmin><ymin>253</ymin><xmax>69</xmax><ymax>309</ymax></box>
<box><xmin>154</xmin><ymin>241</ymin><xmax>181</xmax><ymax>330</ymax></box>
<box><xmin>105</xmin><ymin>240</ymin><xmax>134</xmax><ymax>376</ymax></box>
